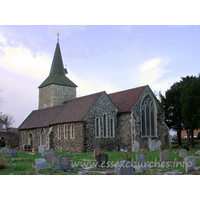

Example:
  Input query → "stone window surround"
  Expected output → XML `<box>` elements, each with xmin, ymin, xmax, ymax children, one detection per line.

<box><xmin>28</xmin><ymin>132</ymin><xmax>33</xmax><ymax>146</ymax></box>
<box><xmin>64</xmin><ymin>124</ymin><xmax>67</xmax><ymax>139</ymax></box>
<box><xmin>22</xmin><ymin>132</ymin><xmax>25</xmax><ymax>145</ymax></box>
<box><xmin>95</xmin><ymin>117</ymin><xmax>101</xmax><ymax>138</ymax></box>
<box><xmin>40</xmin><ymin>128</ymin><xmax>46</xmax><ymax>145</ymax></box>
<box><xmin>70</xmin><ymin>124</ymin><xmax>74</xmax><ymax>139</ymax></box>
<box><xmin>110</xmin><ymin>118</ymin><xmax>115</xmax><ymax>138</ymax></box>
<box><xmin>102</xmin><ymin>113</ymin><xmax>108</xmax><ymax>138</ymax></box>
<box><xmin>62</xmin><ymin>87</ymin><xmax>65</xmax><ymax>94</ymax></box>
<box><xmin>58</xmin><ymin>125</ymin><xmax>61</xmax><ymax>139</ymax></box>
<box><xmin>140</xmin><ymin>93</ymin><xmax>158</xmax><ymax>138</ymax></box>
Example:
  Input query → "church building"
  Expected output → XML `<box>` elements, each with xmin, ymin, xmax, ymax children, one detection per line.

<box><xmin>18</xmin><ymin>36</ymin><xmax>169</xmax><ymax>153</ymax></box>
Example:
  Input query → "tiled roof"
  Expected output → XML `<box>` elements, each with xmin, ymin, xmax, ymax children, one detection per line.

<box><xmin>108</xmin><ymin>85</ymin><xmax>148</xmax><ymax>113</ymax></box>
<box><xmin>19</xmin><ymin>92</ymin><xmax>104</xmax><ymax>130</ymax></box>
<box><xmin>19</xmin><ymin>85</ymin><xmax>148</xmax><ymax>130</ymax></box>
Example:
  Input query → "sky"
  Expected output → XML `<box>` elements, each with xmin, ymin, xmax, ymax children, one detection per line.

<box><xmin>0</xmin><ymin>25</ymin><xmax>200</xmax><ymax>127</ymax></box>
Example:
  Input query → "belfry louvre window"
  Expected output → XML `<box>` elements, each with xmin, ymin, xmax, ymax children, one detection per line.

<box><xmin>141</xmin><ymin>95</ymin><xmax>155</xmax><ymax>136</ymax></box>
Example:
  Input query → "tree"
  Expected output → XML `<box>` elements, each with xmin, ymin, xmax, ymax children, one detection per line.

<box><xmin>0</xmin><ymin>113</ymin><xmax>15</xmax><ymax>129</ymax></box>
<box><xmin>180</xmin><ymin>75</ymin><xmax>200</xmax><ymax>147</ymax></box>
<box><xmin>160</xmin><ymin>82</ymin><xmax>184</xmax><ymax>147</ymax></box>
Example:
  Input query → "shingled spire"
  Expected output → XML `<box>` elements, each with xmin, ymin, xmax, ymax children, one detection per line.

<box><xmin>39</xmin><ymin>37</ymin><xmax>77</xmax><ymax>88</ymax></box>
<box><xmin>38</xmin><ymin>34</ymin><xmax>77</xmax><ymax>109</ymax></box>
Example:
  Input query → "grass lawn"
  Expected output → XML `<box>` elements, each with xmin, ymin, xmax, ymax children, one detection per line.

<box><xmin>0</xmin><ymin>146</ymin><xmax>200</xmax><ymax>175</ymax></box>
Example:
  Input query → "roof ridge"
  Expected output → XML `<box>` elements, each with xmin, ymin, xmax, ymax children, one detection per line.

<box><xmin>108</xmin><ymin>85</ymin><xmax>148</xmax><ymax>95</ymax></box>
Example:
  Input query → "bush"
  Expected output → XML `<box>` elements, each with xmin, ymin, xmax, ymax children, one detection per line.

<box><xmin>0</xmin><ymin>159</ymin><xmax>7</xmax><ymax>170</ymax></box>
<box><xmin>0</xmin><ymin>140</ymin><xmax>6</xmax><ymax>147</ymax></box>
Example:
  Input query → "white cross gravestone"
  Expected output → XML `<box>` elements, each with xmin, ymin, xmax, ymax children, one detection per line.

<box><xmin>132</xmin><ymin>141</ymin><xmax>140</xmax><ymax>152</ymax></box>
<box><xmin>179</xmin><ymin>149</ymin><xmax>187</xmax><ymax>158</ymax></box>
<box><xmin>156</xmin><ymin>140</ymin><xmax>162</xmax><ymax>151</ymax></box>
<box><xmin>150</xmin><ymin>140</ymin><xmax>156</xmax><ymax>151</ymax></box>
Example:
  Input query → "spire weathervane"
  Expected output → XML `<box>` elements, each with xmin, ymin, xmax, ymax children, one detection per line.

<box><xmin>57</xmin><ymin>31</ymin><xmax>60</xmax><ymax>43</ymax></box>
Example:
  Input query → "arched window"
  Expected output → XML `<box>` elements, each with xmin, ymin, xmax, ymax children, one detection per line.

<box><xmin>95</xmin><ymin>117</ymin><xmax>100</xmax><ymax>138</ymax></box>
<box><xmin>141</xmin><ymin>95</ymin><xmax>156</xmax><ymax>136</ymax></box>
<box><xmin>110</xmin><ymin>118</ymin><xmax>115</xmax><ymax>138</ymax></box>
<box><xmin>103</xmin><ymin>114</ymin><xmax>107</xmax><ymax>138</ymax></box>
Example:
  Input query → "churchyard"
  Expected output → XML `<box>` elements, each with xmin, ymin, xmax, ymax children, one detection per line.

<box><xmin>1</xmin><ymin>145</ymin><xmax>200</xmax><ymax>175</ymax></box>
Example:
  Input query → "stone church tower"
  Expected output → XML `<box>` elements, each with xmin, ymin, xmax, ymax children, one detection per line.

<box><xmin>38</xmin><ymin>36</ymin><xmax>77</xmax><ymax>109</ymax></box>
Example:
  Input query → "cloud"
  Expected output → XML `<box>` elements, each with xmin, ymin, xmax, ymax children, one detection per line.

<box><xmin>67</xmin><ymin>72</ymin><xmax>118</xmax><ymax>97</ymax></box>
<box><xmin>46</xmin><ymin>25</ymin><xmax>87</xmax><ymax>40</ymax></box>
<box><xmin>0</xmin><ymin>35</ymin><xmax>51</xmax><ymax>83</ymax></box>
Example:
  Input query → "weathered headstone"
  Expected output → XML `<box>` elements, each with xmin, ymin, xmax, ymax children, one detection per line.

<box><xmin>78</xmin><ymin>171</ymin><xmax>86</xmax><ymax>175</ymax></box>
<box><xmin>185</xmin><ymin>156</ymin><xmax>196</xmax><ymax>172</ymax></box>
<box><xmin>150</xmin><ymin>140</ymin><xmax>156</xmax><ymax>151</ymax></box>
<box><xmin>179</xmin><ymin>149</ymin><xmax>187</xmax><ymax>158</ymax></box>
<box><xmin>42</xmin><ymin>149</ymin><xmax>54</xmax><ymax>157</ymax></box>
<box><xmin>1</xmin><ymin>148</ymin><xmax>9</xmax><ymax>155</ymax></box>
<box><xmin>160</xmin><ymin>152</ymin><xmax>169</xmax><ymax>162</ymax></box>
<box><xmin>96</xmin><ymin>154</ymin><xmax>108</xmax><ymax>167</ymax></box>
<box><xmin>59</xmin><ymin>155</ymin><xmax>70</xmax><ymax>171</ymax></box>
<box><xmin>45</xmin><ymin>153</ymin><xmax>56</xmax><ymax>162</ymax></box>
<box><xmin>115</xmin><ymin>161</ymin><xmax>134</xmax><ymax>175</ymax></box>
<box><xmin>132</xmin><ymin>141</ymin><xmax>140</xmax><ymax>153</ymax></box>
<box><xmin>136</xmin><ymin>154</ymin><xmax>145</xmax><ymax>163</ymax></box>
<box><xmin>38</xmin><ymin>145</ymin><xmax>45</xmax><ymax>153</ymax></box>
<box><xmin>156</xmin><ymin>140</ymin><xmax>162</xmax><ymax>151</ymax></box>
<box><xmin>35</xmin><ymin>158</ymin><xmax>46</xmax><ymax>165</ymax></box>
<box><xmin>52</xmin><ymin>157</ymin><xmax>59</xmax><ymax>166</ymax></box>
<box><xmin>94</xmin><ymin>148</ymin><xmax>101</xmax><ymax>158</ymax></box>
<box><xmin>10</xmin><ymin>148</ymin><xmax>18</xmax><ymax>157</ymax></box>
<box><xmin>36</xmin><ymin>162</ymin><xmax>51</xmax><ymax>174</ymax></box>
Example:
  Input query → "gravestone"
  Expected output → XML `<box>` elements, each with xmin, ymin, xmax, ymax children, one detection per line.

<box><xmin>94</xmin><ymin>148</ymin><xmax>101</xmax><ymax>158</ymax></box>
<box><xmin>24</xmin><ymin>145</ymin><xmax>31</xmax><ymax>152</ymax></box>
<box><xmin>35</xmin><ymin>158</ymin><xmax>46</xmax><ymax>165</ymax></box>
<box><xmin>179</xmin><ymin>149</ymin><xmax>187</xmax><ymax>158</ymax></box>
<box><xmin>150</xmin><ymin>140</ymin><xmax>156</xmax><ymax>151</ymax></box>
<box><xmin>45</xmin><ymin>153</ymin><xmax>56</xmax><ymax>162</ymax></box>
<box><xmin>1</xmin><ymin>148</ymin><xmax>9</xmax><ymax>155</ymax></box>
<box><xmin>10</xmin><ymin>148</ymin><xmax>18</xmax><ymax>157</ymax></box>
<box><xmin>115</xmin><ymin>161</ymin><xmax>134</xmax><ymax>175</ymax></box>
<box><xmin>96</xmin><ymin>154</ymin><xmax>108</xmax><ymax>167</ymax></box>
<box><xmin>38</xmin><ymin>145</ymin><xmax>45</xmax><ymax>153</ymax></box>
<box><xmin>132</xmin><ymin>141</ymin><xmax>140</xmax><ymax>153</ymax></box>
<box><xmin>160</xmin><ymin>152</ymin><xmax>169</xmax><ymax>162</ymax></box>
<box><xmin>136</xmin><ymin>154</ymin><xmax>145</xmax><ymax>163</ymax></box>
<box><xmin>59</xmin><ymin>155</ymin><xmax>70</xmax><ymax>171</ymax></box>
<box><xmin>36</xmin><ymin>162</ymin><xmax>51</xmax><ymax>174</ymax></box>
<box><xmin>78</xmin><ymin>171</ymin><xmax>86</xmax><ymax>175</ymax></box>
<box><xmin>185</xmin><ymin>156</ymin><xmax>196</xmax><ymax>172</ymax></box>
<box><xmin>156</xmin><ymin>140</ymin><xmax>162</xmax><ymax>151</ymax></box>
<box><xmin>52</xmin><ymin>157</ymin><xmax>59</xmax><ymax>166</ymax></box>
<box><xmin>42</xmin><ymin>149</ymin><xmax>54</xmax><ymax>157</ymax></box>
